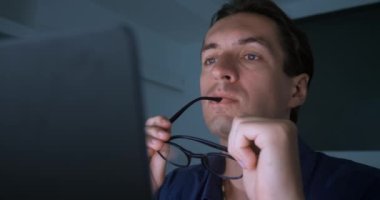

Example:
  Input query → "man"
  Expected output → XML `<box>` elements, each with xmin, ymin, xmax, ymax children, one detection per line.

<box><xmin>145</xmin><ymin>0</ymin><xmax>380</xmax><ymax>199</ymax></box>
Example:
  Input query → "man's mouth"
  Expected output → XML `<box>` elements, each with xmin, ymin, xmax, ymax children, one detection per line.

<box><xmin>208</xmin><ymin>95</ymin><xmax>238</xmax><ymax>105</ymax></box>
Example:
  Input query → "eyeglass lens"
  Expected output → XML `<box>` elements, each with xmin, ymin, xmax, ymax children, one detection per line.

<box><xmin>160</xmin><ymin>140</ymin><xmax>243</xmax><ymax>179</ymax></box>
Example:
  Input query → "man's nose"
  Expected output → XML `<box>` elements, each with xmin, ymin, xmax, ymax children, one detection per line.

<box><xmin>211</xmin><ymin>56</ymin><xmax>239</xmax><ymax>82</ymax></box>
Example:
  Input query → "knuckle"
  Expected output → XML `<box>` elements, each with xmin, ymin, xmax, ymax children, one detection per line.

<box><xmin>276</xmin><ymin>120</ymin><xmax>297</xmax><ymax>136</ymax></box>
<box><xmin>145</xmin><ymin>126</ymin><xmax>157</xmax><ymax>136</ymax></box>
<box><xmin>159</xmin><ymin>132</ymin><xmax>171</xmax><ymax>141</ymax></box>
<box><xmin>145</xmin><ymin>116</ymin><xmax>167</xmax><ymax>126</ymax></box>
<box><xmin>157</xmin><ymin>116</ymin><xmax>168</xmax><ymax>122</ymax></box>
<box><xmin>145</xmin><ymin>117</ymin><xmax>156</xmax><ymax>126</ymax></box>
<box><xmin>232</xmin><ymin>117</ymin><xmax>244</xmax><ymax>125</ymax></box>
<box><xmin>147</xmin><ymin>138</ymin><xmax>162</xmax><ymax>151</ymax></box>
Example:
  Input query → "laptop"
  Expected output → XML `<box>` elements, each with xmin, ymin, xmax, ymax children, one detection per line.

<box><xmin>0</xmin><ymin>25</ymin><xmax>152</xmax><ymax>199</ymax></box>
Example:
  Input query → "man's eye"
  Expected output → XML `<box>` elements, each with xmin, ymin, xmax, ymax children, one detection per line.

<box><xmin>244</xmin><ymin>54</ymin><xmax>258</xmax><ymax>61</ymax></box>
<box><xmin>204</xmin><ymin>57</ymin><xmax>216</xmax><ymax>65</ymax></box>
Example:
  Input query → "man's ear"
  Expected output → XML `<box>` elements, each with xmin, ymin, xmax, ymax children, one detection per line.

<box><xmin>288</xmin><ymin>73</ymin><xmax>309</xmax><ymax>108</ymax></box>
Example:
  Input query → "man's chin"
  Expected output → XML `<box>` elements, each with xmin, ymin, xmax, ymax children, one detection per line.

<box><xmin>207</xmin><ymin>116</ymin><xmax>233</xmax><ymax>139</ymax></box>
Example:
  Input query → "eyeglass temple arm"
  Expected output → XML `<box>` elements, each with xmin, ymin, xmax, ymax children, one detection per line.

<box><xmin>170</xmin><ymin>135</ymin><xmax>228</xmax><ymax>152</ymax></box>
<box><xmin>169</xmin><ymin>97</ymin><xmax>222</xmax><ymax>123</ymax></box>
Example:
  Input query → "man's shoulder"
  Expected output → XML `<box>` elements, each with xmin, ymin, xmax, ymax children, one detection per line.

<box><xmin>309</xmin><ymin>151</ymin><xmax>380</xmax><ymax>199</ymax></box>
<box><xmin>315</xmin><ymin>151</ymin><xmax>380</xmax><ymax>179</ymax></box>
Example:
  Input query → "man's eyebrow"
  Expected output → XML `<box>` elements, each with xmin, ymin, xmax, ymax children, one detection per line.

<box><xmin>238</xmin><ymin>36</ymin><xmax>271</xmax><ymax>49</ymax></box>
<box><xmin>201</xmin><ymin>36</ymin><xmax>273</xmax><ymax>54</ymax></box>
<box><xmin>238</xmin><ymin>36</ymin><xmax>276</xmax><ymax>56</ymax></box>
<box><xmin>201</xmin><ymin>43</ymin><xmax>218</xmax><ymax>53</ymax></box>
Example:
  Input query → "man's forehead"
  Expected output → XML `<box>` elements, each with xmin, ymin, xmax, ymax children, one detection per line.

<box><xmin>201</xmin><ymin>13</ymin><xmax>281</xmax><ymax>54</ymax></box>
<box><xmin>202</xmin><ymin>12</ymin><xmax>281</xmax><ymax>50</ymax></box>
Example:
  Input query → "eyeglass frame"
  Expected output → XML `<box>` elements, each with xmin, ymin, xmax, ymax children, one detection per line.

<box><xmin>158</xmin><ymin>96</ymin><xmax>243</xmax><ymax>180</ymax></box>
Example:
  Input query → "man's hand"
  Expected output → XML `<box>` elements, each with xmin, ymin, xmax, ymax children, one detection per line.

<box><xmin>145</xmin><ymin>116</ymin><xmax>171</xmax><ymax>193</ymax></box>
<box><xmin>228</xmin><ymin>117</ymin><xmax>304</xmax><ymax>200</ymax></box>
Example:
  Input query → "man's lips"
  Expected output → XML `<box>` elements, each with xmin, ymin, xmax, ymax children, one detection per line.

<box><xmin>218</xmin><ymin>97</ymin><xmax>237</xmax><ymax>104</ymax></box>
<box><xmin>208</xmin><ymin>94</ymin><xmax>238</xmax><ymax>105</ymax></box>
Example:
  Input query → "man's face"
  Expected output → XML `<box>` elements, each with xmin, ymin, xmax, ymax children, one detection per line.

<box><xmin>200</xmin><ymin>13</ymin><xmax>299</xmax><ymax>138</ymax></box>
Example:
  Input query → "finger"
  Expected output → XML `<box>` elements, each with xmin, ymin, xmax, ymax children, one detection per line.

<box><xmin>146</xmin><ymin>135</ymin><xmax>166</xmax><ymax>152</ymax></box>
<box><xmin>234</xmin><ymin>134</ymin><xmax>258</xmax><ymax>169</ymax></box>
<box><xmin>145</xmin><ymin>116</ymin><xmax>171</xmax><ymax>129</ymax></box>
<box><xmin>157</xmin><ymin>143</ymin><xmax>171</xmax><ymax>158</ymax></box>
<box><xmin>228</xmin><ymin>118</ymin><xmax>259</xmax><ymax>169</ymax></box>
<box><xmin>229</xmin><ymin>132</ymin><xmax>258</xmax><ymax>169</ymax></box>
<box><xmin>145</xmin><ymin>126</ymin><xmax>171</xmax><ymax>141</ymax></box>
<box><xmin>147</xmin><ymin>147</ymin><xmax>156</xmax><ymax>158</ymax></box>
<box><xmin>150</xmin><ymin>150</ymin><xmax>167</xmax><ymax>192</ymax></box>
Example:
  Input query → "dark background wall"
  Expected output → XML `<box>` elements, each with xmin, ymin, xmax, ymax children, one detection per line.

<box><xmin>296</xmin><ymin>3</ymin><xmax>380</xmax><ymax>150</ymax></box>
<box><xmin>0</xmin><ymin>32</ymin><xmax>10</xmax><ymax>40</ymax></box>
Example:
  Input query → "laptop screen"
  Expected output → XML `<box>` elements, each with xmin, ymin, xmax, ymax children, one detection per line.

<box><xmin>0</xmin><ymin>25</ymin><xmax>151</xmax><ymax>199</ymax></box>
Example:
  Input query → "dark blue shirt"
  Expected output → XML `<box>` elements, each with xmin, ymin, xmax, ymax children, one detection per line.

<box><xmin>155</xmin><ymin>139</ymin><xmax>380</xmax><ymax>200</ymax></box>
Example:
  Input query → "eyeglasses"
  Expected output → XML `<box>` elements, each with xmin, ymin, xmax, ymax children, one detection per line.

<box><xmin>158</xmin><ymin>97</ymin><xmax>243</xmax><ymax>180</ymax></box>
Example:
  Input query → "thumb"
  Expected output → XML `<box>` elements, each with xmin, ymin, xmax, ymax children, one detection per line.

<box><xmin>150</xmin><ymin>148</ymin><xmax>168</xmax><ymax>193</ymax></box>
